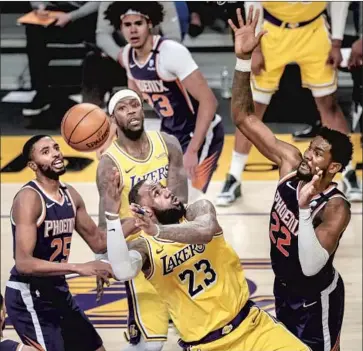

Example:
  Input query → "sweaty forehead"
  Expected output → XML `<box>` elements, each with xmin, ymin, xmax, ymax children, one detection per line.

<box><xmin>311</xmin><ymin>136</ymin><xmax>331</xmax><ymax>151</ymax></box>
<box><xmin>34</xmin><ymin>137</ymin><xmax>56</xmax><ymax>151</ymax></box>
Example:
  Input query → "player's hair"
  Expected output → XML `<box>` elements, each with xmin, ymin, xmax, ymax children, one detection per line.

<box><xmin>0</xmin><ymin>293</ymin><xmax>3</xmax><ymax>310</ymax></box>
<box><xmin>22</xmin><ymin>135</ymin><xmax>51</xmax><ymax>162</ymax></box>
<box><xmin>129</xmin><ymin>179</ymin><xmax>148</xmax><ymax>205</ymax></box>
<box><xmin>317</xmin><ymin>127</ymin><xmax>353</xmax><ymax>171</ymax></box>
<box><xmin>105</xmin><ymin>1</ymin><xmax>164</xmax><ymax>29</ymax></box>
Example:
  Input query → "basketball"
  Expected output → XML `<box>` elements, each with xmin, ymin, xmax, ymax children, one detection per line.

<box><xmin>61</xmin><ymin>103</ymin><xmax>110</xmax><ymax>152</ymax></box>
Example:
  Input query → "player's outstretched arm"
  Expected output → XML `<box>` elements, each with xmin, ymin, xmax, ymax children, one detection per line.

<box><xmin>12</xmin><ymin>189</ymin><xmax>112</xmax><ymax>277</ymax></box>
<box><xmin>229</xmin><ymin>7</ymin><xmax>301</xmax><ymax>176</ymax></box>
<box><xmin>161</xmin><ymin>132</ymin><xmax>188</xmax><ymax>203</ymax></box>
<box><xmin>131</xmin><ymin>199</ymin><xmax>222</xmax><ymax>244</ymax></box>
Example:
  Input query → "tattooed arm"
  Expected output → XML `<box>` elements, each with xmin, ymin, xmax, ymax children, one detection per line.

<box><xmin>155</xmin><ymin>199</ymin><xmax>222</xmax><ymax>244</ymax></box>
<box><xmin>229</xmin><ymin>7</ymin><xmax>301</xmax><ymax>177</ymax></box>
<box><xmin>161</xmin><ymin>132</ymin><xmax>188</xmax><ymax>203</ymax></box>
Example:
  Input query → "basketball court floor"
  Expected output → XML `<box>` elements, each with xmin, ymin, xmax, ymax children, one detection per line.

<box><xmin>1</xmin><ymin>132</ymin><xmax>362</xmax><ymax>350</ymax></box>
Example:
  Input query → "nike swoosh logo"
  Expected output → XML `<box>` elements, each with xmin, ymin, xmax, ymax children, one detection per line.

<box><xmin>130</xmin><ymin>63</ymin><xmax>137</xmax><ymax>68</ymax></box>
<box><xmin>303</xmin><ymin>301</ymin><xmax>317</xmax><ymax>308</ymax></box>
<box><xmin>156</xmin><ymin>247</ymin><xmax>164</xmax><ymax>254</ymax></box>
<box><xmin>108</xmin><ymin>229</ymin><xmax>115</xmax><ymax>232</ymax></box>
<box><xmin>46</xmin><ymin>203</ymin><xmax>55</xmax><ymax>209</ymax></box>
<box><xmin>286</xmin><ymin>181</ymin><xmax>296</xmax><ymax>191</ymax></box>
<box><xmin>125</xmin><ymin>166</ymin><xmax>135</xmax><ymax>174</ymax></box>
<box><xmin>156</xmin><ymin>153</ymin><xmax>167</xmax><ymax>160</ymax></box>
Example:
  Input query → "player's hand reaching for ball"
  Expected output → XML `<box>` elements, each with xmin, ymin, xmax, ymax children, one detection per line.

<box><xmin>298</xmin><ymin>167</ymin><xmax>323</xmax><ymax>209</ymax></box>
<box><xmin>103</xmin><ymin>167</ymin><xmax>123</xmax><ymax>216</ymax></box>
<box><xmin>228</xmin><ymin>7</ymin><xmax>267</xmax><ymax>59</ymax></box>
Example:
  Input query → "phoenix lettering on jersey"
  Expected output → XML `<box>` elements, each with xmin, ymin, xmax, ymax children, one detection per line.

<box><xmin>130</xmin><ymin>165</ymin><xmax>168</xmax><ymax>188</ymax></box>
<box><xmin>161</xmin><ymin>244</ymin><xmax>206</xmax><ymax>275</ymax></box>
<box><xmin>135</xmin><ymin>80</ymin><xmax>170</xmax><ymax>93</ymax></box>
<box><xmin>44</xmin><ymin>218</ymin><xmax>75</xmax><ymax>238</ymax></box>
<box><xmin>273</xmin><ymin>191</ymin><xmax>299</xmax><ymax>235</ymax></box>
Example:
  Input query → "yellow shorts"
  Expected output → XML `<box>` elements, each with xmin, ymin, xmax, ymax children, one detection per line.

<box><xmin>189</xmin><ymin>306</ymin><xmax>310</xmax><ymax>351</ymax></box>
<box><xmin>252</xmin><ymin>15</ymin><xmax>337</xmax><ymax>104</ymax></box>
<box><xmin>125</xmin><ymin>271</ymin><xmax>169</xmax><ymax>343</ymax></box>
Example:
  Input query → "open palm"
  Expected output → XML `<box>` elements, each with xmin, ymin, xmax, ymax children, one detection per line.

<box><xmin>228</xmin><ymin>7</ymin><xmax>267</xmax><ymax>59</ymax></box>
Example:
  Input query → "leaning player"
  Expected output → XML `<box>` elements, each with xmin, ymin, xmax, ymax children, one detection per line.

<box><xmin>99</xmin><ymin>1</ymin><xmax>224</xmax><ymax>200</ymax></box>
<box><xmin>5</xmin><ymin>135</ymin><xmax>116</xmax><ymax>351</ymax></box>
<box><xmin>101</xmin><ymin>171</ymin><xmax>310</xmax><ymax>351</ymax></box>
<box><xmin>229</xmin><ymin>8</ymin><xmax>351</xmax><ymax>350</ymax></box>
<box><xmin>1</xmin><ymin>292</ymin><xmax>36</xmax><ymax>350</ymax></box>
<box><xmin>218</xmin><ymin>1</ymin><xmax>362</xmax><ymax>205</ymax></box>
<box><xmin>96</xmin><ymin>89</ymin><xmax>187</xmax><ymax>350</ymax></box>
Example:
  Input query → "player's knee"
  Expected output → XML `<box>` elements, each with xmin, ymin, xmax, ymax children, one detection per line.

<box><xmin>142</xmin><ymin>341</ymin><xmax>165</xmax><ymax>351</ymax></box>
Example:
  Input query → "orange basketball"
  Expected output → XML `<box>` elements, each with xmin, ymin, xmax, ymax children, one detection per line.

<box><xmin>61</xmin><ymin>103</ymin><xmax>110</xmax><ymax>152</ymax></box>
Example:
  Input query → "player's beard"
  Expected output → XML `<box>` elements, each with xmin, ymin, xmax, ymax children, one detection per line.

<box><xmin>296</xmin><ymin>162</ymin><xmax>327</xmax><ymax>182</ymax></box>
<box><xmin>39</xmin><ymin>164</ymin><xmax>66</xmax><ymax>180</ymax></box>
<box><xmin>122</xmin><ymin>125</ymin><xmax>144</xmax><ymax>141</ymax></box>
<box><xmin>153</xmin><ymin>203</ymin><xmax>187</xmax><ymax>225</ymax></box>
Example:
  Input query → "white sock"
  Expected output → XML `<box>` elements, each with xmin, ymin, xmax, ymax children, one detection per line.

<box><xmin>228</xmin><ymin>151</ymin><xmax>248</xmax><ymax>181</ymax></box>
<box><xmin>342</xmin><ymin>160</ymin><xmax>354</xmax><ymax>177</ymax></box>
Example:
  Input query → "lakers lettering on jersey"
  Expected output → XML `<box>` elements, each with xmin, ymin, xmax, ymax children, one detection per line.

<box><xmin>262</xmin><ymin>1</ymin><xmax>327</xmax><ymax>23</ymax></box>
<box><xmin>142</xmin><ymin>231</ymin><xmax>250</xmax><ymax>342</ymax></box>
<box><xmin>103</xmin><ymin>131</ymin><xmax>169</xmax><ymax>220</ymax></box>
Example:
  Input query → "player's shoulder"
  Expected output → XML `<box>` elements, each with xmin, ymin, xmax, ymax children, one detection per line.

<box><xmin>158</xmin><ymin>37</ymin><xmax>190</xmax><ymax>55</ymax></box>
<box><xmin>13</xmin><ymin>183</ymin><xmax>41</xmax><ymax>204</ymax></box>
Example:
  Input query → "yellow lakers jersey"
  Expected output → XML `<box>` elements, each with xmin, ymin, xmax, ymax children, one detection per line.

<box><xmin>103</xmin><ymin>131</ymin><xmax>169</xmax><ymax>238</ymax></box>
<box><xmin>263</xmin><ymin>1</ymin><xmax>327</xmax><ymax>23</ymax></box>
<box><xmin>142</xmin><ymin>232</ymin><xmax>250</xmax><ymax>342</ymax></box>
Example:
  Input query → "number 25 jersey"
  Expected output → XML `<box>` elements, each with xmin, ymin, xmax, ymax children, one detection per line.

<box><xmin>141</xmin><ymin>230</ymin><xmax>250</xmax><ymax>343</ymax></box>
<box><xmin>123</xmin><ymin>36</ymin><xmax>200</xmax><ymax>146</ymax></box>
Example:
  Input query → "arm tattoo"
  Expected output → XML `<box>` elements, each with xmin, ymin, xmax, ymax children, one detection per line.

<box><xmin>231</xmin><ymin>71</ymin><xmax>254</xmax><ymax>123</ymax></box>
<box><xmin>96</xmin><ymin>155</ymin><xmax>117</xmax><ymax>230</ymax></box>
<box><xmin>157</xmin><ymin>199</ymin><xmax>222</xmax><ymax>244</ymax></box>
<box><xmin>161</xmin><ymin>132</ymin><xmax>188</xmax><ymax>203</ymax></box>
<box><xmin>128</xmin><ymin>238</ymin><xmax>151</xmax><ymax>274</ymax></box>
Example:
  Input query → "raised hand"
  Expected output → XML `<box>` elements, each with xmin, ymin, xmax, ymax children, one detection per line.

<box><xmin>228</xmin><ymin>7</ymin><xmax>267</xmax><ymax>59</ymax></box>
<box><xmin>103</xmin><ymin>167</ymin><xmax>123</xmax><ymax>215</ymax></box>
<box><xmin>298</xmin><ymin>168</ymin><xmax>323</xmax><ymax>209</ymax></box>
<box><xmin>130</xmin><ymin>203</ymin><xmax>158</xmax><ymax>236</ymax></box>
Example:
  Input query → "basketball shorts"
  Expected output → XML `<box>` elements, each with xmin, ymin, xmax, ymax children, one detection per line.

<box><xmin>252</xmin><ymin>15</ymin><xmax>337</xmax><ymax>104</ymax></box>
<box><xmin>5</xmin><ymin>276</ymin><xmax>103</xmax><ymax>351</ymax></box>
<box><xmin>125</xmin><ymin>272</ymin><xmax>169</xmax><ymax>344</ymax></box>
<box><xmin>180</xmin><ymin>301</ymin><xmax>310</xmax><ymax>351</ymax></box>
<box><xmin>179</xmin><ymin>114</ymin><xmax>224</xmax><ymax>193</ymax></box>
<box><xmin>274</xmin><ymin>270</ymin><xmax>344</xmax><ymax>351</ymax></box>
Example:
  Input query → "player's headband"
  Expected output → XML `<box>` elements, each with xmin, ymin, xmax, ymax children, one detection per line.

<box><xmin>108</xmin><ymin>89</ymin><xmax>142</xmax><ymax>115</ymax></box>
<box><xmin>120</xmin><ymin>10</ymin><xmax>150</xmax><ymax>21</ymax></box>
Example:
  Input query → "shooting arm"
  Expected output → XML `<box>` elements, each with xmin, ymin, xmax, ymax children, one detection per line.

<box><xmin>231</xmin><ymin>67</ymin><xmax>301</xmax><ymax>175</ymax></box>
<box><xmin>298</xmin><ymin>197</ymin><xmax>350</xmax><ymax>276</ymax></box>
<box><xmin>13</xmin><ymin>189</ymin><xmax>80</xmax><ymax>276</ymax></box>
<box><xmin>156</xmin><ymin>199</ymin><xmax>222</xmax><ymax>244</ymax></box>
<box><xmin>161</xmin><ymin>132</ymin><xmax>188</xmax><ymax>203</ymax></box>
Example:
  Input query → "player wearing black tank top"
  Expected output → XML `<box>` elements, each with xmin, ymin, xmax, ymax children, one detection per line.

<box><xmin>229</xmin><ymin>8</ymin><xmax>353</xmax><ymax>351</ymax></box>
<box><xmin>4</xmin><ymin>135</ymin><xmax>136</xmax><ymax>351</ymax></box>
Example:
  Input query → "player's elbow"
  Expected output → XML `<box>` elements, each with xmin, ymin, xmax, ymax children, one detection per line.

<box><xmin>15</xmin><ymin>258</ymin><xmax>34</xmax><ymax>275</ymax></box>
<box><xmin>112</xmin><ymin>264</ymin><xmax>138</xmax><ymax>282</ymax></box>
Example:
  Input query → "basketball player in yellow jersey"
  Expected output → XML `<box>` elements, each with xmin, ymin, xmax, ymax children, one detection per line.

<box><xmin>96</xmin><ymin>88</ymin><xmax>187</xmax><ymax>351</ymax></box>
<box><xmin>218</xmin><ymin>1</ymin><xmax>362</xmax><ymax>206</ymax></box>
<box><xmin>102</xmin><ymin>174</ymin><xmax>310</xmax><ymax>351</ymax></box>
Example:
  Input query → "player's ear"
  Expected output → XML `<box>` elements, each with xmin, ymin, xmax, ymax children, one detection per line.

<box><xmin>328</xmin><ymin>162</ymin><xmax>342</xmax><ymax>175</ymax></box>
<box><xmin>28</xmin><ymin>161</ymin><xmax>37</xmax><ymax>171</ymax></box>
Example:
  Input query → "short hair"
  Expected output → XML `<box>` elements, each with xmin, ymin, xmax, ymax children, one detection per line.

<box><xmin>128</xmin><ymin>179</ymin><xmax>148</xmax><ymax>205</ymax></box>
<box><xmin>317</xmin><ymin>127</ymin><xmax>353</xmax><ymax>171</ymax></box>
<box><xmin>105</xmin><ymin>1</ymin><xmax>164</xmax><ymax>30</ymax></box>
<box><xmin>22</xmin><ymin>135</ymin><xmax>50</xmax><ymax>162</ymax></box>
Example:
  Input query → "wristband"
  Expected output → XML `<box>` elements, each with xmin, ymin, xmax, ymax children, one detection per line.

<box><xmin>105</xmin><ymin>211</ymin><xmax>119</xmax><ymax>218</ymax></box>
<box><xmin>235</xmin><ymin>58</ymin><xmax>251</xmax><ymax>72</ymax></box>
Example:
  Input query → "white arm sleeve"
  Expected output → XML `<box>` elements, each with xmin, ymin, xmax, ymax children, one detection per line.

<box><xmin>298</xmin><ymin>208</ymin><xmax>329</xmax><ymax>277</ymax></box>
<box><xmin>330</xmin><ymin>2</ymin><xmax>349</xmax><ymax>40</ymax></box>
<box><xmin>106</xmin><ymin>218</ymin><xmax>143</xmax><ymax>281</ymax></box>
<box><xmin>244</xmin><ymin>2</ymin><xmax>264</xmax><ymax>35</ymax></box>
<box><xmin>159</xmin><ymin>41</ymin><xmax>198</xmax><ymax>81</ymax></box>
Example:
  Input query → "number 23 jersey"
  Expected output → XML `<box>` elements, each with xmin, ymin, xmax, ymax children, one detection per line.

<box><xmin>141</xmin><ymin>230</ymin><xmax>250</xmax><ymax>343</ymax></box>
<box><xmin>122</xmin><ymin>35</ymin><xmax>200</xmax><ymax>146</ymax></box>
